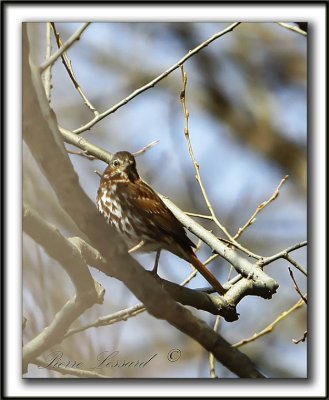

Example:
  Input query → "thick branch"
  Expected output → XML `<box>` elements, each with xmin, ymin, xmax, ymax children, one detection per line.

<box><xmin>23</xmin><ymin>296</ymin><xmax>101</xmax><ymax>373</ymax></box>
<box><xmin>60</xmin><ymin>127</ymin><xmax>113</xmax><ymax>164</ymax></box>
<box><xmin>69</xmin><ymin>238</ymin><xmax>238</xmax><ymax>318</ymax></box>
<box><xmin>163</xmin><ymin>198</ymin><xmax>279</xmax><ymax>299</ymax></box>
<box><xmin>23</xmin><ymin>204</ymin><xmax>101</xmax><ymax>296</ymax></box>
<box><xmin>152</xmin><ymin>274</ymin><xmax>238</xmax><ymax>321</ymax></box>
<box><xmin>22</xmin><ymin>205</ymin><xmax>105</xmax><ymax>371</ymax></box>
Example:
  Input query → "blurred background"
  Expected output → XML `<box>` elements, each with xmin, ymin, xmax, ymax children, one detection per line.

<box><xmin>23</xmin><ymin>22</ymin><xmax>307</xmax><ymax>378</ymax></box>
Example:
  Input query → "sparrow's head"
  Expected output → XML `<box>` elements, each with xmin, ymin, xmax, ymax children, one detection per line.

<box><xmin>105</xmin><ymin>151</ymin><xmax>139</xmax><ymax>182</ymax></box>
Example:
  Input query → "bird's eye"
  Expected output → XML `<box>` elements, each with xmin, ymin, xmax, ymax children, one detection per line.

<box><xmin>112</xmin><ymin>159</ymin><xmax>120</xmax><ymax>167</ymax></box>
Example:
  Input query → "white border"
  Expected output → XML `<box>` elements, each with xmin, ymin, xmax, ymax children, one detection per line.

<box><xmin>5</xmin><ymin>3</ymin><xmax>326</xmax><ymax>398</ymax></box>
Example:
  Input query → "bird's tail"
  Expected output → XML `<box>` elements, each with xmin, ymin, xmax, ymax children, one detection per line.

<box><xmin>189</xmin><ymin>253</ymin><xmax>226</xmax><ymax>295</ymax></box>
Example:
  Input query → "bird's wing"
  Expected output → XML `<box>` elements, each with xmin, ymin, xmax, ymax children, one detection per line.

<box><xmin>128</xmin><ymin>180</ymin><xmax>196</xmax><ymax>249</ymax></box>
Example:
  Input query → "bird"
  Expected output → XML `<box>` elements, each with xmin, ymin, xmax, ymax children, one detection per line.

<box><xmin>96</xmin><ymin>151</ymin><xmax>225</xmax><ymax>295</ymax></box>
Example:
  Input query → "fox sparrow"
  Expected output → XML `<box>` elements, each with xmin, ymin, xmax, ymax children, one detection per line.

<box><xmin>96</xmin><ymin>151</ymin><xmax>225</xmax><ymax>295</ymax></box>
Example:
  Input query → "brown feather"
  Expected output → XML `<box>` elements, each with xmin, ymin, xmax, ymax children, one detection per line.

<box><xmin>128</xmin><ymin>179</ymin><xmax>196</xmax><ymax>250</ymax></box>
<box><xmin>188</xmin><ymin>253</ymin><xmax>226</xmax><ymax>295</ymax></box>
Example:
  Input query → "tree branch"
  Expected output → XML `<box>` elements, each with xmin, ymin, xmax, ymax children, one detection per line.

<box><xmin>233</xmin><ymin>297</ymin><xmax>306</xmax><ymax>348</ymax></box>
<box><xmin>39</xmin><ymin>22</ymin><xmax>91</xmax><ymax>73</ymax></box>
<box><xmin>72</xmin><ymin>22</ymin><xmax>241</xmax><ymax>134</ymax></box>
<box><xmin>258</xmin><ymin>241</ymin><xmax>307</xmax><ymax>276</ymax></box>
<box><xmin>22</xmin><ymin>204</ymin><xmax>105</xmax><ymax>372</ymax></box>
<box><xmin>50</xmin><ymin>22</ymin><xmax>99</xmax><ymax>116</ymax></box>
<box><xmin>276</xmin><ymin>22</ymin><xmax>307</xmax><ymax>36</ymax></box>
<box><xmin>68</xmin><ymin>236</ymin><xmax>238</xmax><ymax>320</ymax></box>
<box><xmin>64</xmin><ymin>303</ymin><xmax>145</xmax><ymax>339</ymax></box>
<box><xmin>23</xmin><ymin>204</ymin><xmax>102</xmax><ymax>296</ymax></box>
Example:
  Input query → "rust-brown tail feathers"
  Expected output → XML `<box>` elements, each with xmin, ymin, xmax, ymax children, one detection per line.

<box><xmin>189</xmin><ymin>253</ymin><xmax>226</xmax><ymax>295</ymax></box>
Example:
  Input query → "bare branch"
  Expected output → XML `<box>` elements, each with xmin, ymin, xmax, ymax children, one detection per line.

<box><xmin>152</xmin><ymin>275</ymin><xmax>238</xmax><ymax>320</ymax></box>
<box><xmin>185</xmin><ymin>212</ymin><xmax>213</xmax><ymax>220</ymax></box>
<box><xmin>72</xmin><ymin>22</ymin><xmax>241</xmax><ymax>134</ymax></box>
<box><xmin>179</xmin><ymin>65</ymin><xmax>260</xmax><ymax>259</ymax></box>
<box><xmin>23</xmin><ymin>204</ymin><xmax>103</xmax><ymax>297</ymax></box>
<box><xmin>133</xmin><ymin>140</ymin><xmax>160</xmax><ymax>157</ymax></box>
<box><xmin>66</xmin><ymin>147</ymin><xmax>96</xmax><ymax>160</ymax></box>
<box><xmin>233</xmin><ymin>297</ymin><xmax>306</xmax><ymax>348</ymax></box>
<box><xmin>180</xmin><ymin>65</ymin><xmax>231</xmax><ymax>238</ymax></box>
<box><xmin>162</xmin><ymin>197</ymin><xmax>278</xmax><ymax>298</ymax></box>
<box><xmin>276</xmin><ymin>22</ymin><xmax>307</xmax><ymax>36</ymax></box>
<box><xmin>60</xmin><ymin>127</ymin><xmax>113</xmax><ymax>164</ymax></box>
<box><xmin>64</xmin><ymin>303</ymin><xmax>145</xmax><ymax>339</ymax></box>
<box><xmin>284</xmin><ymin>254</ymin><xmax>307</xmax><ymax>276</ymax></box>
<box><xmin>94</xmin><ymin>169</ymin><xmax>102</xmax><ymax>178</ymax></box>
<box><xmin>43</xmin><ymin>23</ymin><xmax>52</xmax><ymax>102</ymax></box>
<box><xmin>209</xmin><ymin>316</ymin><xmax>221</xmax><ymax>378</ymax></box>
<box><xmin>22</xmin><ymin>204</ymin><xmax>105</xmax><ymax>372</ymax></box>
<box><xmin>50</xmin><ymin>22</ymin><xmax>99</xmax><ymax>116</ymax></box>
<box><xmin>23</xmin><ymin>294</ymin><xmax>103</xmax><ymax>373</ymax></box>
<box><xmin>68</xmin><ymin>236</ymin><xmax>106</xmax><ymax>267</ymax></box>
<box><xmin>234</xmin><ymin>175</ymin><xmax>289</xmax><ymax>240</ymax></box>
<box><xmin>288</xmin><ymin>267</ymin><xmax>308</xmax><ymax>304</ymax></box>
<box><xmin>292</xmin><ymin>331</ymin><xmax>308</xmax><ymax>344</ymax></box>
<box><xmin>67</xmin><ymin>237</ymin><xmax>238</xmax><ymax>320</ymax></box>
<box><xmin>39</xmin><ymin>23</ymin><xmax>91</xmax><ymax>73</ymax></box>
<box><xmin>258</xmin><ymin>241</ymin><xmax>307</xmax><ymax>276</ymax></box>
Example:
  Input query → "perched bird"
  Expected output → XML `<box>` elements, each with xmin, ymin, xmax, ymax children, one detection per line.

<box><xmin>96</xmin><ymin>151</ymin><xmax>225</xmax><ymax>294</ymax></box>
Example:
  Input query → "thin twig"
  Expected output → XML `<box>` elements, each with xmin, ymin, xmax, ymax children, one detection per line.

<box><xmin>185</xmin><ymin>212</ymin><xmax>213</xmax><ymax>220</ymax></box>
<box><xmin>64</xmin><ymin>304</ymin><xmax>146</xmax><ymax>339</ymax></box>
<box><xmin>39</xmin><ymin>22</ymin><xmax>90</xmax><ymax>73</ymax></box>
<box><xmin>276</xmin><ymin>22</ymin><xmax>307</xmax><ymax>36</ymax></box>
<box><xmin>180</xmin><ymin>269</ymin><xmax>198</xmax><ymax>286</ymax></box>
<box><xmin>72</xmin><ymin>22</ymin><xmax>241</xmax><ymax>134</ymax></box>
<box><xmin>209</xmin><ymin>316</ymin><xmax>221</xmax><ymax>378</ymax></box>
<box><xmin>292</xmin><ymin>330</ymin><xmax>307</xmax><ymax>344</ymax></box>
<box><xmin>50</xmin><ymin>22</ymin><xmax>98</xmax><ymax>116</ymax></box>
<box><xmin>284</xmin><ymin>254</ymin><xmax>307</xmax><ymax>276</ymax></box>
<box><xmin>66</xmin><ymin>148</ymin><xmax>96</xmax><ymax>160</ymax></box>
<box><xmin>234</xmin><ymin>175</ymin><xmax>289</xmax><ymax>240</ymax></box>
<box><xmin>226</xmin><ymin>265</ymin><xmax>235</xmax><ymax>283</ymax></box>
<box><xmin>259</xmin><ymin>241</ymin><xmax>307</xmax><ymax>275</ymax></box>
<box><xmin>233</xmin><ymin>296</ymin><xmax>307</xmax><ymax>348</ymax></box>
<box><xmin>179</xmin><ymin>65</ymin><xmax>259</xmax><ymax>259</ymax></box>
<box><xmin>43</xmin><ymin>23</ymin><xmax>52</xmax><ymax>102</ymax></box>
<box><xmin>288</xmin><ymin>267</ymin><xmax>307</xmax><ymax>304</ymax></box>
<box><xmin>133</xmin><ymin>140</ymin><xmax>160</xmax><ymax>157</ymax></box>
